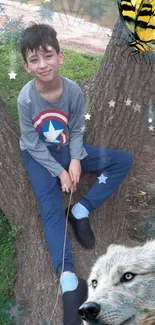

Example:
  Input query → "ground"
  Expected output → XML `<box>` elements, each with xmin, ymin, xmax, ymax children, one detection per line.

<box><xmin>1</xmin><ymin>0</ymin><xmax>112</xmax><ymax>54</ymax></box>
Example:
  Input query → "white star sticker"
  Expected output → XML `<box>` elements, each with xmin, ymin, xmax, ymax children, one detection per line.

<box><xmin>148</xmin><ymin>125</ymin><xmax>154</xmax><ymax>131</ymax></box>
<box><xmin>124</xmin><ymin>99</ymin><xmax>132</xmax><ymax>106</ymax></box>
<box><xmin>43</xmin><ymin>121</ymin><xmax>63</xmax><ymax>142</ymax></box>
<box><xmin>98</xmin><ymin>173</ymin><xmax>108</xmax><ymax>184</ymax></box>
<box><xmin>81</xmin><ymin>126</ymin><xmax>86</xmax><ymax>133</ymax></box>
<box><xmin>84</xmin><ymin>113</ymin><xmax>91</xmax><ymax>120</ymax></box>
<box><xmin>148</xmin><ymin>118</ymin><xmax>153</xmax><ymax>123</ymax></box>
<box><xmin>133</xmin><ymin>103</ymin><xmax>141</xmax><ymax>113</ymax></box>
<box><xmin>108</xmin><ymin>100</ymin><xmax>116</xmax><ymax>108</ymax></box>
<box><xmin>8</xmin><ymin>71</ymin><xmax>17</xmax><ymax>79</ymax></box>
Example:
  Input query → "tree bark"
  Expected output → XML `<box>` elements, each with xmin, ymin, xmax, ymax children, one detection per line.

<box><xmin>0</xmin><ymin>21</ymin><xmax>154</xmax><ymax>325</ymax></box>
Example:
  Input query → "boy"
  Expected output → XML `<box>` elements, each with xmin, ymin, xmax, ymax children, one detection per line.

<box><xmin>18</xmin><ymin>23</ymin><xmax>132</xmax><ymax>325</ymax></box>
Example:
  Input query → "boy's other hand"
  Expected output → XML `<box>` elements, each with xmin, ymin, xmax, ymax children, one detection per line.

<box><xmin>59</xmin><ymin>170</ymin><xmax>73</xmax><ymax>193</ymax></box>
<box><xmin>69</xmin><ymin>159</ymin><xmax>81</xmax><ymax>192</ymax></box>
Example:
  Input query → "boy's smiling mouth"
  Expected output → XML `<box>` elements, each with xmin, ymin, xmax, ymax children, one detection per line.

<box><xmin>39</xmin><ymin>70</ymin><xmax>51</xmax><ymax>76</ymax></box>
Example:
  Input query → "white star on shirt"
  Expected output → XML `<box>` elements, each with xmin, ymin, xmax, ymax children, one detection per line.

<box><xmin>8</xmin><ymin>71</ymin><xmax>17</xmax><ymax>79</ymax></box>
<box><xmin>108</xmin><ymin>100</ymin><xmax>116</xmax><ymax>108</ymax></box>
<box><xmin>84</xmin><ymin>113</ymin><xmax>91</xmax><ymax>120</ymax></box>
<box><xmin>133</xmin><ymin>103</ymin><xmax>141</xmax><ymax>113</ymax></box>
<box><xmin>43</xmin><ymin>121</ymin><xmax>63</xmax><ymax>142</ymax></box>
<box><xmin>124</xmin><ymin>99</ymin><xmax>132</xmax><ymax>106</ymax></box>
<box><xmin>98</xmin><ymin>173</ymin><xmax>108</xmax><ymax>184</ymax></box>
<box><xmin>27</xmin><ymin>98</ymin><xmax>31</xmax><ymax>104</ymax></box>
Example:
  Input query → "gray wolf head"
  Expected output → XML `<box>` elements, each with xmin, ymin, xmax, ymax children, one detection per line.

<box><xmin>79</xmin><ymin>240</ymin><xmax>155</xmax><ymax>325</ymax></box>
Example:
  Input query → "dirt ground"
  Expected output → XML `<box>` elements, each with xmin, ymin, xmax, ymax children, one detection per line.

<box><xmin>1</xmin><ymin>0</ymin><xmax>112</xmax><ymax>54</ymax></box>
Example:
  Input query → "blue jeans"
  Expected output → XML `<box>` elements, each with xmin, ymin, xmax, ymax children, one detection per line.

<box><xmin>22</xmin><ymin>143</ymin><xmax>132</xmax><ymax>276</ymax></box>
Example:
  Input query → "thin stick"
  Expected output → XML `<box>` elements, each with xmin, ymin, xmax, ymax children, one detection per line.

<box><xmin>48</xmin><ymin>190</ymin><xmax>73</xmax><ymax>325</ymax></box>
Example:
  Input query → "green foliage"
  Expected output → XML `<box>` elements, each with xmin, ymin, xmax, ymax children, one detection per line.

<box><xmin>0</xmin><ymin>213</ymin><xmax>19</xmax><ymax>325</ymax></box>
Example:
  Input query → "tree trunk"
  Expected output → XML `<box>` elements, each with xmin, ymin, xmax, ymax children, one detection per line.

<box><xmin>0</xmin><ymin>21</ymin><xmax>154</xmax><ymax>325</ymax></box>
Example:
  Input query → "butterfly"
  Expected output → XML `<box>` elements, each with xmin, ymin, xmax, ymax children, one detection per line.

<box><xmin>118</xmin><ymin>0</ymin><xmax>155</xmax><ymax>53</ymax></box>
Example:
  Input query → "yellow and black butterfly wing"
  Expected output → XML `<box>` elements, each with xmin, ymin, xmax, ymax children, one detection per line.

<box><xmin>135</xmin><ymin>0</ymin><xmax>155</xmax><ymax>52</ymax></box>
<box><xmin>118</xmin><ymin>0</ymin><xmax>155</xmax><ymax>53</ymax></box>
<box><xmin>118</xmin><ymin>0</ymin><xmax>144</xmax><ymax>37</ymax></box>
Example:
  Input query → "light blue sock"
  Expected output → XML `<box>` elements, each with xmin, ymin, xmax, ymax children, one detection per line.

<box><xmin>60</xmin><ymin>272</ymin><xmax>78</xmax><ymax>294</ymax></box>
<box><xmin>72</xmin><ymin>203</ymin><xmax>89</xmax><ymax>219</ymax></box>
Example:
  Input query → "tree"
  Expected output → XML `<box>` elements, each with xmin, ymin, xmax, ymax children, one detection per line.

<box><xmin>0</xmin><ymin>21</ymin><xmax>154</xmax><ymax>324</ymax></box>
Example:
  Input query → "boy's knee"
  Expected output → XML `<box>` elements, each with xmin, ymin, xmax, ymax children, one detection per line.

<box><xmin>121</xmin><ymin>150</ymin><xmax>133</xmax><ymax>170</ymax></box>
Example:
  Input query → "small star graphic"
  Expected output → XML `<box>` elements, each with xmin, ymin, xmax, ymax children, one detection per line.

<box><xmin>84</xmin><ymin>113</ymin><xmax>91</xmax><ymax>120</ymax></box>
<box><xmin>98</xmin><ymin>173</ymin><xmax>108</xmax><ymax>184</ymax></box>
<box><xmin>149</xmin><ymin>125</ymin><xmax>154</xmax><ymax>131</ymax></box>
<box><xmin>108</xmin><ymin>100</ymin><xmax>116</xmax><ymax>108</ymax></box>
<box><xmin>8</xmin><ymin>71</ymin><xmax>17</xmax><ymax>79</ymax></box>
<box><xmin>133</xmin><ymin>103</ymin><xmax>141</xmax><ymax>113</ymax></box>
<box><xmin>148</xmin><ymin>118</ymin><xmax>153</xmax><ymax>123</ymax></box>
<box><xmin>26</xmin><ymin>98</ymin><xmax>31</xmax><ymax>104</ymax></box>
<box><xmin>124</xmin><ymin>99</ymin><xmax>132</xmax><ymax>106</ymax></box>
<box><xmin>81</xmin><ymin>126</ymin><xmax>86</xmax><ymax>133</ymax></box>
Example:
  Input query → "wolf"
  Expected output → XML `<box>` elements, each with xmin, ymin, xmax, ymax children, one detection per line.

<box><xmin>79</xmin><ymin>240</ymin><xmax>155</xmax><ymax>325</ymax></box>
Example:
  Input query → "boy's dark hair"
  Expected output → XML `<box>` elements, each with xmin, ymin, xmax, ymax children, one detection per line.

<box><xmin>20</xmin><ymin>23</ymin><xmax>60</xmax><ymax>63</ymax></box>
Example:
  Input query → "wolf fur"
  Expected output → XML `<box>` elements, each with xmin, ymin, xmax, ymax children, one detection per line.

<box><xmin>80</xmin><ymin>240</ymin><xmax>155</xmax><ymax>325</ymax></box>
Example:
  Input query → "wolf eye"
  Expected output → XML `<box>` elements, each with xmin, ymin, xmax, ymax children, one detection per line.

<box><xmin>121</xmin><ymin>272</ymin><xmax>136</xmax><ymax>282</ymax></box>
<box><xmin>92</xmin><ymin>279</ymin><xmax>98</xmax><ymax>288</ymax></box>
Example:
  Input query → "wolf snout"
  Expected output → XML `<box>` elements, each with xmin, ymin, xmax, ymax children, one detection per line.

<box><xmin>78</xmin><ymin>301</ymin><xmax>101</xmax><ymax>321</ymax></box>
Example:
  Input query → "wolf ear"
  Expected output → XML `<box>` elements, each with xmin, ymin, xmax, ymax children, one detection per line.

<box><xmin>107</xmin><ymin>244</ymin><xmax>124</xmax><ymax>254</ymax></box>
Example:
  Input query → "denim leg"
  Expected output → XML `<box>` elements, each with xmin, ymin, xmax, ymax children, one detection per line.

<box><xmin>80</xmin><ymin>143</ymin><xmax>133</xmax><ymax>212</ymax></box>
<box><xmin>22</xmin><ymin>149</ymin><xmax>74</xmax><ymax>276</ymax></box>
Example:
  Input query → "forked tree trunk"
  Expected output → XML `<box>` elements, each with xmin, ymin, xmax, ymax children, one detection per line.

<box><xmin>0</xmin><ymin>21</ymin><xmax>154</xmax><ymax>325</ymax></box>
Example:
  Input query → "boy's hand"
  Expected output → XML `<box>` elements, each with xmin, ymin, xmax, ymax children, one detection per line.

<box><xmin>69</xmin><ymin>159</ymin><xmax>81</xmax><ymax>192</ymax></box>
<box><xmin>58</xmin><ymin>170</ymin><xmax>73</xmax><ymax>193</ymax></box>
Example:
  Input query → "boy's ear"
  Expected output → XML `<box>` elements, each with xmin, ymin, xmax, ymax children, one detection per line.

<box><xmin>23</xmin><ymin>62</ymin><xmax>31</xmax><ymax>73</ymax></box>
<box><xmin>58</xmin><ymin>50</ymin><xmax>64</xmax><ymax>65</ymax></box>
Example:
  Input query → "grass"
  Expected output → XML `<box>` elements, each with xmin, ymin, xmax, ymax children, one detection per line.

<box><xmin>0</xmin><ymin>39</ymin><xmax>102</xmax><ymax>324</ymax></box>
<box><xmin>0</xmin><ymin>213</ymin><xmax>19</xmax><ymax>325</ymax></box>
<box><xmin>0</xmin><ymin>43</ymin><xmax>102</xmax><ymax>121</ymax></box>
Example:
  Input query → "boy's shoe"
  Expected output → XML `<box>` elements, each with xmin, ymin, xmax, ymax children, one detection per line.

<box><xmin>65</xmin><ymin>205</ymin><xmax>95</xmax><ymax>248</ymax></box>
<box><xmin>62</xmin><ymin>278</ymin><xmax>88</xmax><ymax>325</ymax></box>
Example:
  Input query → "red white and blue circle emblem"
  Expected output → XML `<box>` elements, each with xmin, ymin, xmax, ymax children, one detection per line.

<box><xmin>33</xmin><ymin>109</ymin><xmax>68</xmax><ymax>144</ymax></box>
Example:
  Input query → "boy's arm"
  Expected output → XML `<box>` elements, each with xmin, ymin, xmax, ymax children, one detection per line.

<box><xmin>18</xmin><ymin>102</ymin><xmax>64</xmax><ymax>177</ymax></box>
<box><xmin>68</xmin><ymin>87</ymin><xmax>88</xmax><ymax>160</ymax></box>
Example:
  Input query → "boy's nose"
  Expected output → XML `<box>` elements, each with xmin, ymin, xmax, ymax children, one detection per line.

<box><xmin>38</xmin><ymin>59</ymin><xmax>48</xmax><ymax>68</ymax></box>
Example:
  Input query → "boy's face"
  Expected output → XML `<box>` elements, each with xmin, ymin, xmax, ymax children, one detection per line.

<box><xmin>24</xmin><ymin>45</ymin><xmax>63</xmax><ymax>83</ymax></box>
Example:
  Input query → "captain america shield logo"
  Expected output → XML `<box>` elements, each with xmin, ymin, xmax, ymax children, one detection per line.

<box><xmin>32</xmin><ymin>109</ymin><xmax>68</xmax><ymax>144</ymax></box>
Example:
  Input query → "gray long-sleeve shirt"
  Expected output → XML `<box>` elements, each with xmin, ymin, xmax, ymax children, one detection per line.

<box><xmin>17</xmin><ymin>76</ymin><xmax>88</xmax><ymax>177</ymax></box>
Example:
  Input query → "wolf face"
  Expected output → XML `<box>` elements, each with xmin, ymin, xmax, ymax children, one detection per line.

<box><xmin>79</xmin><ymin>240</ymin><xmax>155</xmax><ymax>325</ymax></box>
